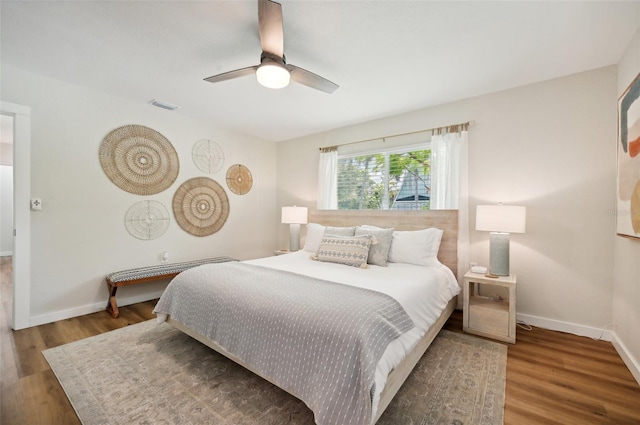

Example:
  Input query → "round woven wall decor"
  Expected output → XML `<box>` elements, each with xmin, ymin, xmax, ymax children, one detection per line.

<box><xmin>124</xmin><ymin>200</ymin><xmax>170</xmax><ymax>240</ymax></box>
<box><xmin>172</xmin><ymin>177</ymin><xmax>229</xmax><ymax>236</ymax></box>
<box><xmin>99</xmin><ymin>125</ymin><xmax>179</xmax><ymax>195</ymax></box>
<box><xmin>192</xmin><ymin>139</ymin><xmax>225</xmax><ymax>174</ymax></box>
<box><xmin>226</xmin><ymin>164</ymin><xmax>253</xmax><ymax>195</ymax></box>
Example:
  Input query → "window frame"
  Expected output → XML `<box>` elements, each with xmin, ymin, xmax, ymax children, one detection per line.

<box><xmin>336</xmin><ymin>143</ymin><xmax>432</xmax><ymax>211</ymax></box>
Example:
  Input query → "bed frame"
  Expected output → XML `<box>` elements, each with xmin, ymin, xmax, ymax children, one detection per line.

<box><xmin>167</xmin><ymin>209</ymin><xmax>459</xmax><ymax>424</ymax></box>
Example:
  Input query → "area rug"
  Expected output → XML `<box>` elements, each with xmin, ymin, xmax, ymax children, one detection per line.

<box><xmin>43</xmin><ymin>320</ymin><xmax>506</xmax><ymax>425</ymax></box>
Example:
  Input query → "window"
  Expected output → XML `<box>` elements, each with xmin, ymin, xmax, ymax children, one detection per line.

<box><xmin>319</xmin><ymin>127</ymin><xmax>466</xmax><ymax>210</ymax></box>
<box><xmin>337</xmin><ymin>146</ymin><xmax>431</xmax><ymax>210</ymax></box>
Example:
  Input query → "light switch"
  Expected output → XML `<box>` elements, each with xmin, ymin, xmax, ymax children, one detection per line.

<box><xmin>31</xmin><ymin>198</ymin><xmax>42</xmax><ymax>210</ymax></box>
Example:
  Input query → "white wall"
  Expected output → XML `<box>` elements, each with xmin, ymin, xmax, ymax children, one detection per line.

<box><xmin>0</xmin><ymin>142</ymin><xmax>12</xmax><ymax>165</ymax></box>
<box><xmin>0</xmin><ymin>65</ymin><xmax>278</xmax><ymax>325</ymax></box>
<box><xmin>0</xmin><ymin>164</ymin><xmax>13</xmax><ymax>256</ymax></box>
<box><xmin>614</xmin><ymin>26</ymin><xmax>640</xmax><ymax>383</ymax></box>
<box><xmin>277</xmin><ymin>66</ymin><xmax>617</xmax><ymax>332</ymax></box>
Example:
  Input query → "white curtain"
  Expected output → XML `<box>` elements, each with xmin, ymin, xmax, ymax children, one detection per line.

<box><xmin>431</xmin><ymin>131</ymin><xmax>465</xmax><ymax>209</ymax></box>
<box><xmin>431</xmin><ymin>130</ymin><xmax>470</xmax><ymax>293</ymax></box>
<box><xmin>317</xmin><ymin>148</ymin><xmax>338</xmax><ymax>209</ymax></box>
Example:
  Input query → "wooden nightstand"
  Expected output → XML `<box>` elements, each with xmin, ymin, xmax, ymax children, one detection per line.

<box><xmin>463</xmin><ymin>271</ymin><xmax>516</xmax><ymax>343</ymax></box>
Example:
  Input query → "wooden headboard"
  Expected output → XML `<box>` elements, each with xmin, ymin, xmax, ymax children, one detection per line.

<box><xmin>308</xmin><ymin>210</ymin><xmax>458</xmax><ymax>277</ymax></box>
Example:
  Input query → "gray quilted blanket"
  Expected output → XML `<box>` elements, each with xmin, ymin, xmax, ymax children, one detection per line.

<box><xmin>153</xmin><ymin>261</ymin><xmax>414</xmax><ymax>425</ymax></box>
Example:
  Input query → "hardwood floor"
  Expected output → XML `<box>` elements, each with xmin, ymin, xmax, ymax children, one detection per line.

<box><xmin>444</xmin><ymin>314</ymin><xmax>640</xmax><ymax>425</ymax></box>
<box><xmin>1</xmin><ymin>256</ymin><xmax>639</xmax><ymax>424</ymax></box>
<box><xmin>0</xmin><ymin>257</ymin><xmax>156</xmax><ymax>425</ymax></box>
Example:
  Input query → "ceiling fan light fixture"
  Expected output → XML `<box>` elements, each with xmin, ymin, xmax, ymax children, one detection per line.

<box><xmin>203</xmin><ymin>0</ymin><xmax>338</xmax><ymax>93</ymax></box>
<box><xmin>256</xmin><ymin>62</ymin><xmax>290</xmax><ymax>89</ymax></box>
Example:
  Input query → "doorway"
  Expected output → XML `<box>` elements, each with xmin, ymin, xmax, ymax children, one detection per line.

<box><xmin>0</xmin><ymin>115</ymin><xmax>14</xmax><ymax>325</ymax></box>
<box><xmin>0</xmin><ymin>101</ymin><xmax>31</xmax><ymax>330</ymax></box>
<box><xmin>0</xmin><ymin>115</ymin><xmax>13</xmax><ymax>257</ymax></box>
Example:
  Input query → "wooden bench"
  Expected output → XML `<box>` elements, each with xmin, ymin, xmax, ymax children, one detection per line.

<box><xmin>105</xmin><ymin>256</ymin><xmax>236</xmax><ymax>318</ymax></box>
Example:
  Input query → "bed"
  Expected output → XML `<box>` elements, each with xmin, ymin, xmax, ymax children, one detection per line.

<box><xmin>154</xmin><ymin>209</ymin><xmax>459</xmax><ymax>425</ymax></box>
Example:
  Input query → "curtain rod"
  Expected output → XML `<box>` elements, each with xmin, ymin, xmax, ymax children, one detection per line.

<box><xmin>318</xmin><ymin>120</ymin><xmax>474</xmax><ymax>152</ymax></box>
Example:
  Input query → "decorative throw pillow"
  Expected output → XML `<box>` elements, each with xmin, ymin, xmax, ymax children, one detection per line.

<box><xmin>355</xmin><ymin>225</ymin><xmax>394</xmax><ymax>266</ymax></box>
<box><xmin>388</xmin><ymin>228</ymin><xmax>444</xmax><ymax>266</ymax></box>
<box><xmin>311</xmin><ymin>235</ymin><xmax>374</xmax><ymax>268</ymax></box>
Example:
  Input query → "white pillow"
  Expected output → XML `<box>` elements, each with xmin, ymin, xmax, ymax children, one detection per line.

<box><xmin>303</xmin><ymin>223</ymin><xmax>326</xmax><ymax>252</ymax></box>
<box><xmin>387</xmin><ymin>228</ymin><xmax>444</xmax><ymax>266</ymax></box>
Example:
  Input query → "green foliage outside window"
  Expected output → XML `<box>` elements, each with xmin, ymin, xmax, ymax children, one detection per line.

<box><xmin>337</xmin><ymin>149</ymin><xmax>431</xmax><ymax>210</ymax></box>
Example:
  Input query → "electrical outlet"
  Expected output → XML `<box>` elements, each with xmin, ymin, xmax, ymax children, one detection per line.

<box><xmin>31</xmin><ymin>198</ymin><xmax>42</xmax><ymax>210</ymax></box>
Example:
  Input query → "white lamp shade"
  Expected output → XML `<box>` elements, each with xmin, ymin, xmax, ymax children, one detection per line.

<box><xmin>256</xmin><ymin>63</ymin><xmax>290</xmax><ymax>89</ymax></box>
<box><xmin>281</xmin><ymin>206</ymin><xmax>308</xmax><ymax>224</ymax></box>
<box><xmin>476</xmin><ymin>205</ymin><xmax>526</xmax><ymax>234</ymax></box>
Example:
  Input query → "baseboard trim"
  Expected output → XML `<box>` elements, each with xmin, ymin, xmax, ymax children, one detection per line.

<box><xmin>29</xmin><ymin>290</ymin><xmax>164</xmax><ymax>327</ymax></box>
<box><xmin>517</xmin><ymin>312</ymin><xmax>640</xmax><ymax>385</ymax></box>
<box><xmin>0</xmin><ymin>251</ymin><xmax>13</xmax><ymax>257</ymax></box>
<box><xmin>611</xmin><ymin>333</ymin><xmax>640</xmax><ymax>386</ymax></box>
<box><xmin>516</xmin><ymin>312</ymin><xmax>614</xmax><ymax>341</ymax></box>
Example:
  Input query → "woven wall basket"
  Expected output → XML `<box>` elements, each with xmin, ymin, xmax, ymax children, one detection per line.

<box><xmin>192</xmin><ymin>139</ymin><xmax>225</xmax><ymax>174</ymax></box>
<box><xmin>99</xmin><ymin>125</ymin><xmax>179</xmax><ymax>195</ymax></box>
<box><xmin>124</xmin><ymin>200</ymin><xmax>170</xmax><ymax>240</ymax></box>
<box><xmin>173</xmin><ymin>177</ymin><xmax>229</xmax><ymax>237</ymax></box>
<box><xmin>226</xmin><ymin>164</ymin><xmax>253</xmax><ymax>195</ymax></box>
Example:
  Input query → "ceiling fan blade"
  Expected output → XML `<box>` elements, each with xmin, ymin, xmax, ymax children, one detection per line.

<box><xmin>288</xmin><ymin>65</ymin><xmax>339</xmax><ymax>94</ymax></box>
<box><xmin>258</xmin><ymin>0</ymin><xmax>284</xmax><ymax>57</ymax></box>
<box><xmin>204</xmin><ymin>66</ymin><xmax>258</xmax><ymax>84</ymax></box>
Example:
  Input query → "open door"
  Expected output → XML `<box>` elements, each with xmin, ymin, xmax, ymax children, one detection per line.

<box><xmin>1</xmin><ymin>101</ymin><xmax>31</xmax><ymax>330</ymax></box>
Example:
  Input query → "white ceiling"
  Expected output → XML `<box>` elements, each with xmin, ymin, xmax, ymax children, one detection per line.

<box><xmin>1</xmin><ymin>1</ymin><xmax>638</xmax><ymax>142</ymax></box>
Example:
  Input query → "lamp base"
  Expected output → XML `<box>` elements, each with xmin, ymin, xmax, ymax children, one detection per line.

<box><xmin>289</xmin><ymin>223</ymin><xmax>301</xmax><ymax>252</ymax></box>
<box><xmin>489</xmin><ymin>232</ymin><xmax>510</xmax><ymax>276</ymax></box>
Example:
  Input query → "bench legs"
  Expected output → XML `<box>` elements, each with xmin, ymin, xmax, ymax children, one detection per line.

<box><xmin>106</xmin><ymin>283</ymin><xmax>119</xmax><ymax>318</ymax></box>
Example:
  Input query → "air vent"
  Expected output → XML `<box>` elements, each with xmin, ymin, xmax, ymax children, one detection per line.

<box><xmin>149</xmin><ymin>99</ymin><xmax>179</xmax><ymax>111</ymax></box>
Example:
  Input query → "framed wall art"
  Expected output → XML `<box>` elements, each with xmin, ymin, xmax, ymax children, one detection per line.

<box><xmin>617</xmin><ymin>71</ymin><xmax>640</xmax><ymax>239</ymax></box>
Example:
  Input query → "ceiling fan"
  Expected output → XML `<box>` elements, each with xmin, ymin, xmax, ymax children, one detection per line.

<box><xmin>204</xmin><ymin>0</ymin><xmax>338</xmax><ymax>94</ymax></box>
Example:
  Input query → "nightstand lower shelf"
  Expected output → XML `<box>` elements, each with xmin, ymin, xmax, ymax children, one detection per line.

<box><xmin>467</xmin><ymin>297</ymin><xmax>510</xmax><ymax>338</ymax></box>
<box><xmin>463</xmin><ymin>271</ymin><xmax>516</xmax><ymax>344</ymax></box>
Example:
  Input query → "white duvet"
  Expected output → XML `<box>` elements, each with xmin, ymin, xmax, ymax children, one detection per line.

<box><xmin>246</xmin><ymin>251</ymin><xmax>460</xmax><ymax>421</ymax></box>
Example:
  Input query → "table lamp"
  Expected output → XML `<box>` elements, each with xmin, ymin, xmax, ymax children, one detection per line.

<box><xmin>475</xmin><ymin>204</ymin><xmax>526</xmax><ymax>276</ymax></box>
<box><xmin>281</xmin><ymin>206</ymin><xmax>308</xmax><ymax>252</ymax></box>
